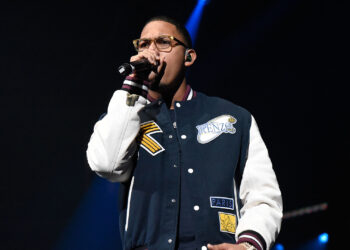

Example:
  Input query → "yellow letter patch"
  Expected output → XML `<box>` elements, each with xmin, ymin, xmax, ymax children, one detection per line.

<box><xmin>137</xmin><ymin>121</ymin><xmax>165</xmax><ymax>156</ymax></box>
<box><xmin>218</xmin><ymin>212</ymin><xmax>236</xmax><ymax>234</ymax></box>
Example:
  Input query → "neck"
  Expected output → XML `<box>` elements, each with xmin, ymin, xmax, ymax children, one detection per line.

<box><xmin>148</xmin><ymin>78</ymin><xmax>187</xmax><ymax>109</ymax></box>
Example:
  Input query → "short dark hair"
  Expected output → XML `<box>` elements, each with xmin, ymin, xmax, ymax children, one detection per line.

<box><xmin>144</xmin><ymin>16</ymin><xmax>193</xmax><ymax>49</ymax></box>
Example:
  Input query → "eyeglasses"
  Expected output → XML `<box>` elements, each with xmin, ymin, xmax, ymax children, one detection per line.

<box><xmin>133</xmin><ymin>35</ymin><xmax>188</xmax><ymax>52</ymax></box>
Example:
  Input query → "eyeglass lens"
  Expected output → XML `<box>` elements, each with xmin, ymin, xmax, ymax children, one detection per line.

<box><xmin>138</xmin><ymin>36</ymin><xmax>172</xmax><ymax>51</ymax></box>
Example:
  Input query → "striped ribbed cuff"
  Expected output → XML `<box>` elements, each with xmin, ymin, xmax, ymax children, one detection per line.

<box><xmin>121</xmin><ymin>76</ymin><xmax>150</xmax><ymax>99</ymax></box>
<box><xmin>237</xmin><ymin>230</ymin><xmax>266</xmax><ymax>250</ymax></box>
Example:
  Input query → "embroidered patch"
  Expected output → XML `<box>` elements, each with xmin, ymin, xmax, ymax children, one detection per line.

<box><xmin>196</xmin><ymin>115</ymin><xmax>237</xmax><ymax>144</ymax></box>
<box><xmin>218</xmin><ymin>212</ymin><xmax>237</xmax><ymax>234</ymax></box>
<box><xmin>137</xmin><ymin>121</ymin><xmax>165</xmax><ymax>156</ymax></box>
<box><xmin>126</xmin><ymin>93</ymin><xmax>139</xmax><ymax>106</ymax></box>
<box><xmin>210</xmin><ymin>196</ymin><xmax>234</xmax><ymax>210</ymax></box>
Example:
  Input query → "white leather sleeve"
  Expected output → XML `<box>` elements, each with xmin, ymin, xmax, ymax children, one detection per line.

<box><xmin>86</xmin><ymin>90</ymin><xmax>147</xmax><ymax>182</ymax></box>
<box><xmin>236</xmin><ymin>115</ymin><xmax>283</xmax><ymax>249</ymax></box>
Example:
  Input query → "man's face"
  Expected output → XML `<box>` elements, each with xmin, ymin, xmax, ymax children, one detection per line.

<box><xmin>140</xmin><ymin>21</ymin><xmax>187</xmax><ymax>89</ymax></box>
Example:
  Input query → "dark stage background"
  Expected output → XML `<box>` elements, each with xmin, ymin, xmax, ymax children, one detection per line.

<box><xmin>1</xmin><ymin>0</ymin><xmax>346</xmax><ymax>249</ymax></box>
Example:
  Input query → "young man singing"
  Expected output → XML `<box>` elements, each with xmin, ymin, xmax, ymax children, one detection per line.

<box><xmin>87</xmin><ymin>16</ymin><xmax>283</xmax><ymax>250</ymax></box>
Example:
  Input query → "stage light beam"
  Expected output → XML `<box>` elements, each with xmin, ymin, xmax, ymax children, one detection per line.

<box><xmin>185</xmin><ymin>0</ymin><xmax>210</xmax><ymax>46</ymax></box>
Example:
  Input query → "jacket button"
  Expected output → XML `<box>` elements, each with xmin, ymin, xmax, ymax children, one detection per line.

<box><xmin>194</xmin><ymin>205</ymin><xmax>200</xmax><ymax>211</ymax></box>
<box><xmin>201</xmin><ymin>246</ymin><xmax>207</xmax><ymax>250</ymax></box>
<box><xmin>168</xmin><ymin>239</ymin><xmax>173</xmax><ymax>244</ymax></box>
<box><xmin>173</xmin><ymin>164</ymin><xmax>177</xmax><ymax>168</ymax></box>
<box><xmin>171</xmin><ymin>199</ymin><xmax>176</xmax><ymax>203</ymax></box>
<box><xmin>181</xmin><ymin>134</ymin><xmax>187</xmax><ymax>139</ymax></box>
<box><xmin>168</xmin><ymin>135</ymin><xmax>173</xmax><ymax>139</ymax></box>
<box><xmin>176</xmin><ymin>103</ymin><xmax>181</xmax><ymax>108</ymax></box>
<box><xmin>188</xmin><ymin>168</ymin><xmax>194</xmax><ymax>174</ymax></box>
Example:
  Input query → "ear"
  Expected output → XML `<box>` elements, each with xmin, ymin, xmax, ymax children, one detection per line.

<box><xmin>184</xmin><ymin>48</ymin><xmax>197</xmax><ymax>67</ymax></box>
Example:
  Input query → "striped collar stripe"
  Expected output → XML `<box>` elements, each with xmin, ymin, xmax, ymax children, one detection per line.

<box><xmin>124</xmin><ymin>79</ymin><xmax>149</xmax><ymax>91</ymax></box>
<box><xmin>125</xmin><ymin>76</ymin><xmax>150</xmax><ymax>85</ymax></box>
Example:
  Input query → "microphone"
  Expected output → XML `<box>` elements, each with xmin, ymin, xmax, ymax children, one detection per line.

<box><xmin>118</xmin><ymin>59</ymin><xmax>156</xmax><ymax>76</ymax></box>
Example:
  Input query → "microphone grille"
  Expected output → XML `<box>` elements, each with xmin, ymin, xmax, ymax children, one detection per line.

<box><xmin>118</xmin><ymin>63</ymin><xmax>133</xmax><ymax>76</ymax></box>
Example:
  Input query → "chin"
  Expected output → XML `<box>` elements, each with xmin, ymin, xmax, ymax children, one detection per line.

<box><xmin>149</xmin><ymin>72</ymin><xmax>182</xmax><ymax>94</ymax></box>
<box><xmin>157</xmin><ymin>82</ymin><xmax>182</xmax><ymax>96</ymax></box>
<box><xmin>149</xmin><ymin>80</ymin><xmax>167</xmax><ymax>91</ymax></box>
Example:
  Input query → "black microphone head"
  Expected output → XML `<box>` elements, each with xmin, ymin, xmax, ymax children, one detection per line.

<box><xmin>118</xmin><ymin>63</ymin><xmax>133</xmax><ymax>76</ymax></box>
<box><xmin>118</xmin><ymin>58</ymin><xmax>156</xmax><ymax>76</ymax></box>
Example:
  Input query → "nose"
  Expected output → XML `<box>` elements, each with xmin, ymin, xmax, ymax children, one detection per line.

<box><xmin>148</xmin><ymin>40</ymin><xmax>158</xmax><ymax>52</ymax></box>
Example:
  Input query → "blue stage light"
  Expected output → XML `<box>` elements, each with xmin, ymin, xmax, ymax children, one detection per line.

<box><xmin>198</xmin><ymin>0</ymin><xmax>210</xmax><ymax>5</ymax></box>
<box><xmin>53</xmin><ymin>177</ymin><xmax>121</xmax><ymax>250</ymax></box>
<box><xmin>274</xmin><ymin>243</ymin><xmax>284</xmax><ymax>250</ymax></box>
<box><xmin>185</xmin><ymin>0</ymin><xmax>209</xmax><ymax>46</ymax></box>
<box><xmin>318</xmin><ymin>233</ymin><xmax>329</xmax><ymax>244</ymax></box>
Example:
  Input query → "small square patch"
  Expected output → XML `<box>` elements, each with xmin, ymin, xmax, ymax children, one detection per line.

<box><xmin>218</xmin><ymin>212</ymin><xmax>236</xmax><ymax>234</ymax></box>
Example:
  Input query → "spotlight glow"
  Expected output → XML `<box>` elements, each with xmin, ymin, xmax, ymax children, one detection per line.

<box><xmin>318</xmin><ymin>233</ymin><xmax>329</xmax><ymax>244</ymax></box>
<box><xmin>274</xmin><ymin>243</ymin><xmax>284</xmax><ymax>250</ymax></box>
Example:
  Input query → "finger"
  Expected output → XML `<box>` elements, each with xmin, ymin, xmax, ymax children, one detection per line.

<box><xmin>207</xmin><ymin>243</ymin><xmax>230</xmax><ymax>250</ymax></box>
<box><xmin>130</xmin><ymin>51</ymin><xmax>153</xmax><ymax>64</ymax></box>
<box><xmin>157</xmin><ymin>56</ymin><xmax>166</xmax><ymax>72</ymax></box>
<box><xmin>142</xmin><ymin>50</ymin><xmax>160</xmax><ymax>65</ymax></box>
<box><xmin>145</xmin><ymin>50</ymin><xmax>160</xmax><ymax>66</ymax></box>
<box><xmin>142</xmin><ymin>50</ymin><xmax>156</xmax><ymax>65</ymax></box>
<box><xmin>207</xmin><ymin>244</ymin><xmax>214</xmax><ymax>250</ymax></box>
<box><xmin>207</xmin><ymin>243</ymin><xmax>220</xmax><ymax>250</ymax></box>
<box><xmin>130</xmin><ymin>55</ymin><xmax>140</xmax><ymax>63</ymax></box>
<box><xmin>147</xmin><ymin>49</ymin><xmax>160</xmax><ymax>60</ymax></box>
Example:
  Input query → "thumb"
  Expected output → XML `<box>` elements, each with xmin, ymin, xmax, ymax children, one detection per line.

<box><xmin>152</xmin><ymin>56</ymin><xmax>166</xmax><ymax>86</ymax></box>
<box><xmin>157</xmin><ymin>56</ymin><xmax>166</xmax><ymax>73</ymax></box>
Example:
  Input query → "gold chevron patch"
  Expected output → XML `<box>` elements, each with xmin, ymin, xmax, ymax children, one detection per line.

<box><xmin>137</xmin><ymin>121</ymin><xmax>165</xmax><ymax>156</ymax></box>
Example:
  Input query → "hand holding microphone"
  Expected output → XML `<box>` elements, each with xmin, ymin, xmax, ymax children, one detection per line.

<box><xmin>118</xmin><ymin>50</ymin><xmax>166</xmax><ymax>82</ymax></box>
<box><xmin>118</xmin><ymin>58</ymin><xmax>156</xmax><ymax>76</ymax></box>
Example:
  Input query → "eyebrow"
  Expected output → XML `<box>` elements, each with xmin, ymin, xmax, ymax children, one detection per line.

<box><xmin>140</xmin><ymin>34</ymin><xmax>172</xmax><ymax>39</ymax></box>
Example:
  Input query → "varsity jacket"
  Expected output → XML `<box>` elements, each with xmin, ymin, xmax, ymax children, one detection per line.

<box><xmin>86</xmin><ymin>77</ymin><xmax>283</xmax><ymax>250</ymax></box>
